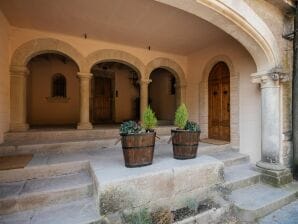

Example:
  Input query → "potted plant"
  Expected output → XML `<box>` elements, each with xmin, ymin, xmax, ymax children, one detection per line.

<box><xmin>120</xmin><ymin>106</ymin><xmax>157</xmax><ymax>167</ymax></box>
<box><xmin>171</xmin><ymin>104</ymin><xmax>201</xmax><ymax>159</ymax></box>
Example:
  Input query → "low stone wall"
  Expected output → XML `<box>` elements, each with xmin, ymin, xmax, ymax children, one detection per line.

<box><xmin>96</xmin><ymin>155</ymin><xmax>224</xmax><ymax>223</ymax></box>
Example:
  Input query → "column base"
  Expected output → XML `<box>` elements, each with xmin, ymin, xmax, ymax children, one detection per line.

<box><xmin>256</xmin><ymin>161</ymin><xmax>293</xmax><ymax>186</ymax></box>
<box><xmin>10</xmin><ymin>123</ymin><xmax>29</xmax><ymax>132</ymax></box>
<box><xmin>77</xmin><ymin>122</ymin><xmax>93</xmax><ymax>130</ymax></box>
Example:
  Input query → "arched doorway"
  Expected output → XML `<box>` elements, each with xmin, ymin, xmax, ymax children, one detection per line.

<box><xmin>149</xmin><ymin>68</ymin><xmax>176</xmax><ymax>125</ymax></box>
<box><xmin>27</xmin><ymin>53</ymin><xmax>80</xmax><ymax>127</ymax></box>
<box><xmin>90</xmin><ymin>62</ymin><xmax>140</xmax><ymax>124</ymax></box>
<box><xmin>208</xmin><ymin>62</ymin><xmax>230</xmax><ymax>141</ymax></box>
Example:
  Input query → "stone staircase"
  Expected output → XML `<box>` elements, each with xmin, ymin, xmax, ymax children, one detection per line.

<box><xmin>0</xmin><ymin>129</ymin><xmax>297</xmax><ymax>223</ymax></box>
<box><xmin>0</xmin><ymin>159</ymin><xmax>100</xmax><ymax>224</ymax></box>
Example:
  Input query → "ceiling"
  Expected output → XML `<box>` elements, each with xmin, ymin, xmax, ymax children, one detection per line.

<box><xmin>0</xmin><ymin>0</ymin><xmax>233</xmax><ymax>55</ymax></box>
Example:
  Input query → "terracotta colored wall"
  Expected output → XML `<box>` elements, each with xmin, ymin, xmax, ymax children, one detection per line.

<box><xmin>27</xmin><ymin>55</ymin><xmax>80</xmax><ymax>125</ymax></box>
<box><xmin>149</xmin><ymin>69</ymin><xmax>176</xmax><ymax>121</ymax></box>
<box><xmin>114</xmin><ymin>68</ymin><xmax>139</xmax><ymax>122</ymax></box>
<box><xmin>0</xmin><ymin>10</ymin><xmax>10</xmax><ymax>142</ymax></box>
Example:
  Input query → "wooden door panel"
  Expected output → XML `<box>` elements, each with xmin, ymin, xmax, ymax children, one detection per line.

<box><xmin>93</xmin><ymin>77</ymin><xmax>112</xmax><ymax>123</ymax></box>
<box><xmin>208</xmin><ymin>62</ymin><xmax>230</xmax><ymax>141</ymax></box>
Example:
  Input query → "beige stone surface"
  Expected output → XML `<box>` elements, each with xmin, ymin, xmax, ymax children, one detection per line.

<box><xmin>0</xmin><ymin>10</ymin><xmax>10</xmax><ymax>143</ymax></box>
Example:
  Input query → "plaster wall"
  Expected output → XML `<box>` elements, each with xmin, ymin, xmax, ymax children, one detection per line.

<box><xmin>187</xmin><ymin>39</ymin><xmax>260</xmax><ymax>162</ymax></box>
<box><xmin>27</xmin><ymin>55</ymin><xmax>80</xmax><ymax>125</ymax></box>
<box><xmin>0</xmin><ymin>10</ymin><xmax>10</xmax><ymax>143</ymax></box>
<box><xmin>149</xmin><ymin>69</ymin><xmax>176</xmax><ymax>121</ymax></box>
<box><xmin>114</xmin><ymin>69</ymin><xmax>139</xmax><ymax>122</ymax></box>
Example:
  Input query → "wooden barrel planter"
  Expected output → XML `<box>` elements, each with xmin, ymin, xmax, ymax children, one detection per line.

<box><xmin>121</xmin><ymin>132</ymin><xmax>156</xmax><ymax>167</ymax></box>
<box><xmin>171</xmin><ymin>130</ymin><xmax>200</xmax><ymax>159</ymax></box>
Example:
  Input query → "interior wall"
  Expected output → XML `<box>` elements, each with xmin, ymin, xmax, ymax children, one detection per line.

<box><xmin>27</xmin><ymin>54</ymin><xmax>80</xmax><ymax>125</ymax></box>
<box><xmin>114</xmin><ymin>68</ymin><xmax>139</xmax><ymax>122</ymax></box>
<box><xmin>91</xmin><ymin>65</ymin><xmax>139</xmax><ymax>123</ymax></box>
<box><xmin>0</xmin><ymin>10</ymin><xmax>10</xmax><ymax>142</ymax></box>
<box><xmin>187</xmin><ymin>39</ymin><xmax>260</xmax><ymax>162</ymax></box>
<box><xmin>149</xmin><ymin>69</ymin><xmax>176</xmax><ymax>121</ymax></box>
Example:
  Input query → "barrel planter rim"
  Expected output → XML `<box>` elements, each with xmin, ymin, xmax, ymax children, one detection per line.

<box><xmin>171</xmin><ymin>129</ymin><xmax>201</xmax><ymax>133</ymax></box>
<box><xmin>120</xmin><ymin>131</ymin><xmax>156</xmax><ymax>168</ymax></box>
<box><xmin>120</xmin><ymin>131</ymin><xmax>156</xmax><ymax>136</ymax></box>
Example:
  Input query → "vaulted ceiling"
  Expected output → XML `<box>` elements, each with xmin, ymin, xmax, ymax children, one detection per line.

<box><xmin>0</xmin><ymin>0</ymin><xmax>234</xmax><ymax>55</ymax></box>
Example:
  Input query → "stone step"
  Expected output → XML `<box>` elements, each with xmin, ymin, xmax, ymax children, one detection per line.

<box><xmin>2</xmin><ymin>126</ymin><xmax>173</xmax><ymax>146</ymax></box>
<box><xmin>0</xmin><ymin>197</ymin><xmax>100</xmax><ymax>224</ymax></box>
<box><xmin>258</xmin><ymin>199</ymin><xmax>298</xmax><ymax>224</ymax></box>
<box><xmin>207</xmin><ymin>150</ymin><xmax>249</xmax><ymax>167</ymax></box>
<box><xmin>229</xmin><ymin>182</ymin><xmax>298</xmax><ymax>222</ymax></box>
<box><xmin>224</xmin><ymin>163</ymin><xmax>261</xmax><ymax>190</ymax></box>
<box><xmin>0</xmin><ymin>171</ymin><xmax>93</xmax><ymax>215</ymax></box>
<box><xmin>0</xmin><ymin>160</ymin><xmax>90</xmax><ymax>183</ymax></box>
<box><xmin>0</xmin><ymin>135</ymin><xmax>173</xmax><ymax>156</ymax></box>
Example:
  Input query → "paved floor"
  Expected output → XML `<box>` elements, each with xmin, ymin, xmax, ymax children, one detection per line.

<box><xmin>258</xmin><ymin>200</ymin><xmax>298</xmax><ymax>224</ymax></box>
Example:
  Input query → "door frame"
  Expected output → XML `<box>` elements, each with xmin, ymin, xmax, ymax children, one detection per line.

<box><xmin>208</xmin><ymin>61</ymin><xmax>231</xmax><ymax>141</ymax></box>
<box><xmin>90</xmin><ymin>69</ymin><xmax>116</xmax><ymax>124</ymax></box>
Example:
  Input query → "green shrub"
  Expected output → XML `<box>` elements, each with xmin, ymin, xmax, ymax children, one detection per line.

<box><xmin>143</xmin><ymin>106</ymin><xmax>157</xmax><ymax>131</ymax></box>
<box><xmin>174</xmin><ymin>104</ymin><xmax>188</xmax><ymax>129</ymax></box>
<box><xmin>120</xmin><ymin>121</ymin><xmax>143</xmax><ymax>135</ymax></box>
<box><xmin>122</xmin><ymin>208</ymin><xmax>152</xmax><ymax>224</ymax></box>
<box><xmin>184</xmin><ymin>121</ymin><xmax>200</xmax><ymax>132</ymax></box>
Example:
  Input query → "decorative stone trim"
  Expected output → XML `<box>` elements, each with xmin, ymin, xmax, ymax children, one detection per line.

<box><xmin>77</xmin><ymin>72</ymin><xmax>93</xmax><ymax>79</ymax></box>
<box><xmin>251</xmin><ymin>68</ymin><xmax>290</xmax><ymax>88</ymax></box>
<box><xmin>10</xmin><ymin>65</ymin><xmax>30</xmax><ymax>77</ymax></box>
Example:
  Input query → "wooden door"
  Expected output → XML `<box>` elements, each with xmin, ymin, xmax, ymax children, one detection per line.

<box><xmin>92</xmin><ymin>76</ymin><xmax>112</xmax><ymax>123</ymax></box>
<box><xmin>208</xmin><ymin>62</ymin><xmax>230</xmax><ymax>141</ymax></box>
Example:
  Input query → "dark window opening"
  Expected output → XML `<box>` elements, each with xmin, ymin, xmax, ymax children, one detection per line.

<box><xmin>171</xmin><ymin>77</ymin><xmax>176</xmax><ymax>95</ymax></box>
<box><xmin>52</xmin><ymin>74</ymin><xmax>66</xmax><ymax>97</ymax></box>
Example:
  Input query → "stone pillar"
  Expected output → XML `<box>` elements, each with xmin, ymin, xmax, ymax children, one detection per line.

<box><xmin>252</xmin><ymin>70</ymin><xmax>292</xmax><ymax>186</ymax></box>
<box><xmin>140</xmin><ymin>79</ymin><xmax>151</xmax><ymax>121</ymax></box>
<box><xmin>77</xmin><ymin>72</ymin><xmax>93</xmax><ymax>130</ymax></box>
<box><xmin>10</xmin><ymin>66</ymin><xmax>30</xmax><ymax>132</ymax></box>
<box><xmin>176</xmin><ymin>84</ymin><xmax>187</xmax><ymax>107</ymax></box>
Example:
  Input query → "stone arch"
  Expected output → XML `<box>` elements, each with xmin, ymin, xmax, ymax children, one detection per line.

<box><xmin>10</xmin><ymin>38</ymin><xmax>85</xmax><ymax>71</ymax></box>
<box><xmin>86</xmin><ymin>49</ymin><xmax>146</xmax><ymax>79</ymax></box>
<box><xmin>146</xmin><ymin>57</ymin><xmax>186</xmax><ymax>107</ymax></box>
<box><xmin>200</xmin><ymin>55</ymin><xmax>239</xmax><ymax>147</ymax></box>
<box><xmin>145</xmin><ymin>57</ymin><xmax>186</xmax><ymax>85</ymax></box>
<box><xmin>155</xmin><ymin>0</ymin><xmax>280</xmax><ymax>72</ymax></box>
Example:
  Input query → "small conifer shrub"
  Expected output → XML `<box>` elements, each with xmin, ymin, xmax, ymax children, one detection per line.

<box><xmin>174</xmin><ymin>103</ymin><xmax>188</xmax><ymax>129</ymax></box>
<box><xmin>143</xmin><ymin>106</ymin><xmax>157</xmax><ymax>132</ymax></box>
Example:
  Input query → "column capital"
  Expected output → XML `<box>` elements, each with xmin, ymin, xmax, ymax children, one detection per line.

<box><xmin>10</xmin><ymin>65</ymin><xmax>29</xmax><ymax>77</ymax></box>
<box><xmin>139</xmin><ymin>79</ymin><xmax>152</xmax><ymax>85</ymax></box>
<box><xmin>251</xmin><ymin>68</ymin><xmax>289</xmax><ymax>88</ymax></box>
<box><xmin>77</xmin><ymin>72</ymin><xmax>93</xmax><ymax>79</ymax></box>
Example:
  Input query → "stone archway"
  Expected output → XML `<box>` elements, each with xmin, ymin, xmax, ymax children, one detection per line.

<box><xmin>146</xmin><ymin>57</ymin><xmax>186</xmax><ymax>108</ymax></box>
<box><xmin>10</xmin><ymin>38</ymin><xmax>85</xmax><ymax>131</ymax></box>
<box><xmin>86</xmin><ymin>49</ymin><xmax>146</xmax><ymax>79</ymax></box>
<box><xmin>154</xmin><ymin>0</ymin><xmax>280</xmax><ymax>71</ymax></box>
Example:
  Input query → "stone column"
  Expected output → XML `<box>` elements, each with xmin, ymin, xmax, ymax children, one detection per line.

<box><xmin>10</xmin><ymin>66</ymin><xmax>30</xmax><ymax>132</ymax></box>
<box><xmin>140</xmin><ymin>79</ymin><xmax>151</xmax><ymax>121</ymax></box>
<box><xmin>176</xmin><ymin>84</ymin><xmax>187</xmax><ymax>107</ymax></box>
<box><xmin>77</xmin><ymin>72</ymin><xmax>93</xmax><ymax>130</ymax></box>
<box><xmin>252</xmin><ymin>70</ymin><xmax>292</xmax><ymax>186</ymax></box>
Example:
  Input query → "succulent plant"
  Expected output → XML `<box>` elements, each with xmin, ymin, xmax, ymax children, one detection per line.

<box><xmin>120</xmin><ymin>121</ymin><xmax>143</xmax><ymax>135</ymax></box>
<box><xmin>184</xmin><ymin>120</ymin><xmax>200</xmax><ymax>132</ymax></box>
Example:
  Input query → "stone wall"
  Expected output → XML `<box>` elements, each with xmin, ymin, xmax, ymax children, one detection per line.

<box><xmin>0</xmin><ymin>10</ymin><xmax>10</xmax><ymax>143</ymax></box>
